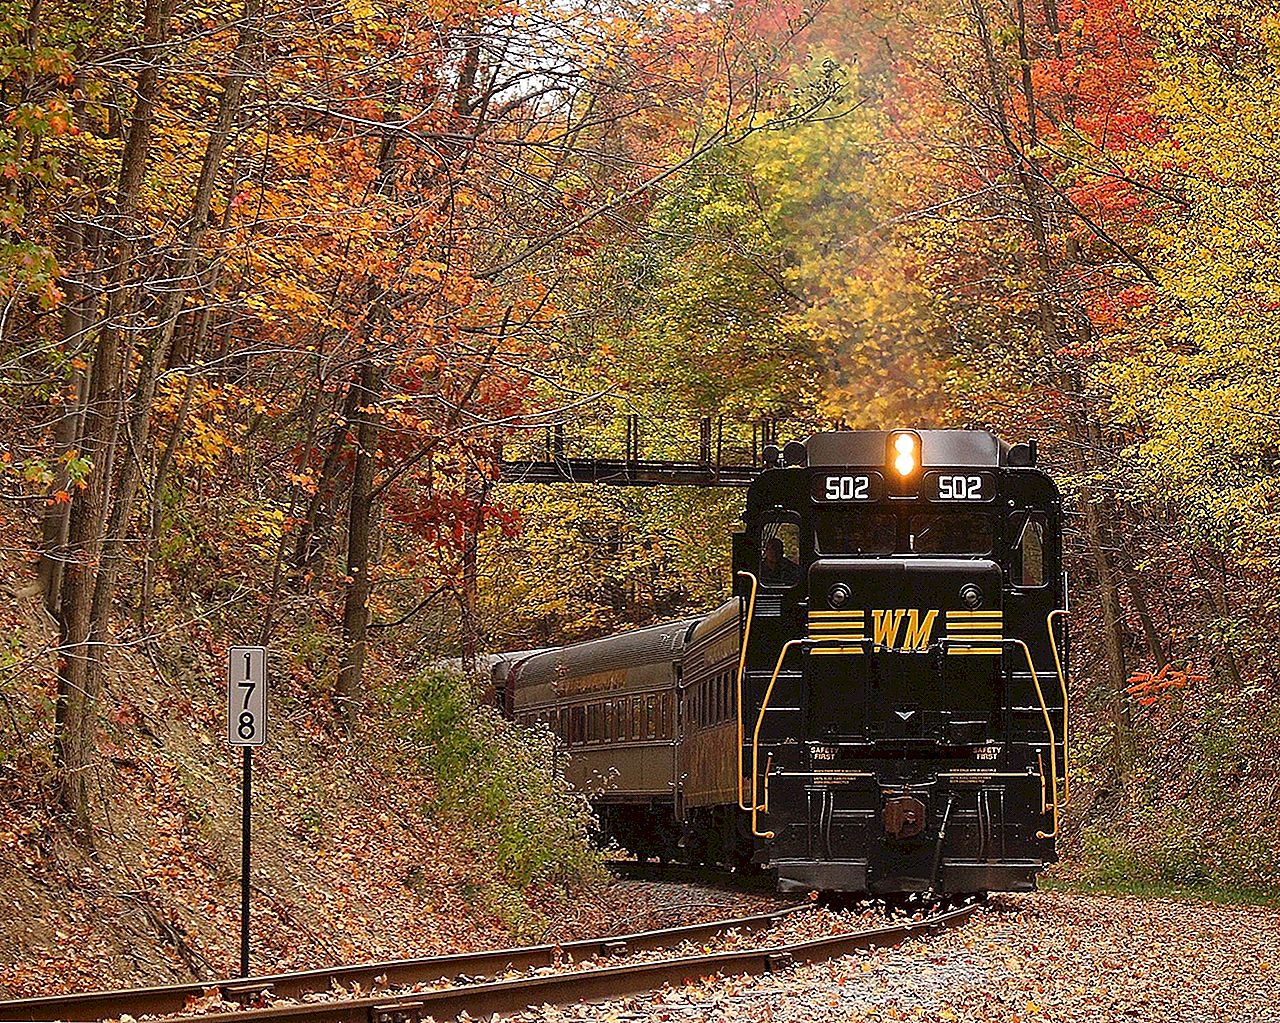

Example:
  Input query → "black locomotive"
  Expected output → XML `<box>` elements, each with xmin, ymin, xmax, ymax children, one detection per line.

<box><xmin>493</xmin><ymin>429</ymin><xmax>1069</xmax><ymax>895</ymax></box>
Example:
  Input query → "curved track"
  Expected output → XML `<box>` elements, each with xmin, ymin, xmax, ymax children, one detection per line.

<box><xmin>0</xmin><ymin>903</ymin><xmax>977</xmax><ymax>1023</ymax></box>
<box><xmin>0</xmin><ymin>905</ymin><xmax>806</xmax><ymax>1022</ymax></box>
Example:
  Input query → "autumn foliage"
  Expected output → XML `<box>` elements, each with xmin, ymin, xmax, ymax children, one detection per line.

<box><xmin>2</xmin><ymin>0</ymin><xmax>1280</xmax><ymax>985</ymax></box>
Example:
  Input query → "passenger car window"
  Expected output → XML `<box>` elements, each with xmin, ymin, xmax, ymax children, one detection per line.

<box><xmin>908</xmin><ymin>512</ymin><xmax>993</xmax><ymax>555</ymax></box>
<box><xmin>1011</xmin><ymin>512</ymin><xmax>1047</xmax><ymax>586</ymax></box>
<box><xmin>814</xmin><ymin>510</ymin><xmax>896</xmax><ymax>555</ymax></box>
<box><xmin>760</xmin><ymin>519</ymin><xmax>802</xmax><ymax>587</ymax></box>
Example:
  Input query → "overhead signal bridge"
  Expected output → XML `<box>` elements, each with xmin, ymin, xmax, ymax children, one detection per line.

<box><xmin>498</xmin><ymin>414</ymin><xmax>784</xmax><ymax>487</ymax></box>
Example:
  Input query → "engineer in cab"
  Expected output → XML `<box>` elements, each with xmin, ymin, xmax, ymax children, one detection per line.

<box><xmin>761</xmin><ymin>535</ymin><xmax>801</xmax><ymax>587</ymax></box>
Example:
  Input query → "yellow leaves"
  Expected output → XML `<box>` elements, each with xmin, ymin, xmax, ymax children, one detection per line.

<box><xmin>153</xmin><ymin>376</ymin><xmax>259</xmax><ymax>472</ymax></box>
<box><xmin>235</xmin><ymin>503</ymin><xmax>287</xmax><ymax>558</ymax></box>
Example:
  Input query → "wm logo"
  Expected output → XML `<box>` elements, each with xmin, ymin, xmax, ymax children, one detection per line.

<box><xmin>871</xmin><ymin>609</ymin><xmax>939</xmax><ymax>651</ymax></box>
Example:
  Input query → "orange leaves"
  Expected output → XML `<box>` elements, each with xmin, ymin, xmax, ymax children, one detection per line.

<box><xmin>1125</xmin><ymin>663</ymin><xmax>1208</xmax><ymax>707</ymax></box>
<box><xmin>285</xmin><ymin>469</ymin><xmax>319</xmax><ymax>494</ymax></box>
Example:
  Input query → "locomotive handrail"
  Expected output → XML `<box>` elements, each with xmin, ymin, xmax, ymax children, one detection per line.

<box><xmin>1047</xmin><ymin>608</ymin><xmax>1070</xmax><ymax>807</ymax></box>
<box><xmin>735</xmin><ymin>570</ymin><xmax>759</xmax><ymax>811</ymax></box>
<box><xmin>749</xmin><ymin>637</ymin><xmax>873</xmax><ymax>839</ymax></box>
<box><xmin>1012</xmin><ymin>637</ymin><xmax>1059</xmax><ymax>840</ymax></box>
<box><xmin>750</xmin><ymin>638</ymin><xmax>806</xmax><ymax>838</ymax></box>
<box><xmin>752</xmin><ymin>633</ymin><xmax>1063</xmax><ymax>842</ymax></box>
<box><xmin>762</xmin><ymin>752</ymin><xmax>774</xmax><ymax>812</ymax></box>
<box><xmin>940</xmin><ymin>635</ymin><xmax>1060</xmax><ymax>840</ymax></box>
<box><xmin>1037</xmin><ymin>753</ymin><xmax>1047</xmax><ymax>814</ymax></box>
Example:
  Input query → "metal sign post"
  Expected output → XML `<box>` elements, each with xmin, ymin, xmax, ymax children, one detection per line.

<box><xmin>228</xmin><ymin>646</ymin><xmax>266</xmax><ymax>978</ymax></box>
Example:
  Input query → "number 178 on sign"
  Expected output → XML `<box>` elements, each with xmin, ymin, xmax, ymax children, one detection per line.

<box><xmin>228</xmin><ymin>647</ymin><xmax>267</xmax><ymax>746</ymax></box>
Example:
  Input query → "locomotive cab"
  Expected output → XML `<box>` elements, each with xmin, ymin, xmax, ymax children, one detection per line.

<box><xmin>732</xmin><ymin>429</ymin><xmax>1068</xmax><ymax>894</ymax></box>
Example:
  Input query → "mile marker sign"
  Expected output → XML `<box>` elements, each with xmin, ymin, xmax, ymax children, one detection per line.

<box><xmin>228</xmin><ymin>646</ymin><xmax>267</xmax><ymax>746</ymax></box>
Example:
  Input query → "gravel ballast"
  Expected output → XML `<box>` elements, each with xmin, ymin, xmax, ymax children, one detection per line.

<box><xmin>506</xmin><ymin>891</ymin><xmax>1280</xmax><ymax>1022</ymax></box>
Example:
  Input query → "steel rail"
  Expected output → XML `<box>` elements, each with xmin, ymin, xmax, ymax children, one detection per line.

<box><xmin>156</xmin><ymin>903</ymin><xmax>978</xmax><ymax>1023</ymax></box>
<box><xmin>0</xmin><ymin>905</ymin><xmax>809</xmax><ymax>1023</ymax></box>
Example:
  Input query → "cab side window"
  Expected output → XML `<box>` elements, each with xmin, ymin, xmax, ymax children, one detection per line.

<box><xmin>760</xmin><ymin>519</ymin><xmax>801</xmax><ymax>588</ymax></box>
<box><xmin>1011</xmin><ymin>512</ymin><xmax>1048</xmax><ymax>587</ymax></box>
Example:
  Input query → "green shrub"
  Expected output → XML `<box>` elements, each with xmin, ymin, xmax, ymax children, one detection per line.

<box><xmin>383</xmin><ymin>667</ymin><xmax>603</xmax><ymax>904</ymax></box>
<box><xmin>1078</xmin><ymin>828</ymin><xmax>1143</xmax><ymax>883</ymax></box>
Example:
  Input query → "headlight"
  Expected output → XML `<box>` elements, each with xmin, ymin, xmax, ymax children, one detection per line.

<box><xmin>890</xmin><ymin>432</ymin><xmax>918</xmax><ymax>476</ymax></box>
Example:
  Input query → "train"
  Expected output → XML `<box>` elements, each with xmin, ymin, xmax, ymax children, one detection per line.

<box><xmin>490</xmin><ymin>429</ymin><xmax>1069</xmax><ymax>895</ymax></box>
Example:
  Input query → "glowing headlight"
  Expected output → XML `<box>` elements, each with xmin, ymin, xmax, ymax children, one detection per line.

<box><xmin>890</xmin><ymin>432</ymin><xmax>918</xmax><ymax>476</ymax></box>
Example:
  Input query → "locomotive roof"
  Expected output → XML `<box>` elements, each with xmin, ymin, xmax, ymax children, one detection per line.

<box><xmin>513</xmin><ymin>615</ymin><xmax>702</xmax><ymax>688</ymax></box>
<box><xmin>803</xmin><ymin>430</ymin><xmax>1007</xmax><ymax>467</ymax></box>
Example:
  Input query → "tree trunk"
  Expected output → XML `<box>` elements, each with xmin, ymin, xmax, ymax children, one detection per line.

<box><xmin>334</xmin><ymin>84</ymin><xmax>402</xmax><ymax>722</ymax></box>
<box><xmin>458</xmin><ymin>473</ymin><xmax>485</xmax><ymax>680</ymax></box>
<box><xmin>1080</xmin><ymin>495</ymin><xmax>1130</xmax><ymax>738</ymax></box>
<box><xmin>81</xmin><ymin>0</ymin><xmax>260</xmax><ymax>702</ymax></box>
<box><xmin>138</xmin><ymin>374</ymin><xmax>194</xmax><ymax>632</ymax></box>
<box><xmin>336</xmin><ymin>358</ymin><xmax>385</xmax><ymax>722</ymax></box>
<box><xmin>52</xmin><ymin>0</ymin><xmax>260</xmax><ymax>834</ymax></box>
<box><xmin>54</xmin><ymin>328</ymin><xmax>125</xmax><ymax>838</ymax></box>
<box><xmin>289</xmin><ymin>380</ymin><xmax>361</xmax><ymax>589</ymax></box>
<box><xmin>38</xmin><ymin>360</ymin><xmax>86</xmax><ymax>617</ymax></box>
<box><xmin>52</xmin><ymin>0</ymin><xmax>169</xmax><ymax>835</ymax></box>
<box><xmin>1123</xmin><ymin>563</ymin><xmax>1165</xmax><ymax>669</ymax></box>
<box><xmin>968</xmin><ymin>0</ymin><xmax>1134</xmax><ymax>771</ymax></box>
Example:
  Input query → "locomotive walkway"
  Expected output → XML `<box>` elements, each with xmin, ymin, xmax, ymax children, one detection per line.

<box><xmin>0</xmin><ymin>903</ymin><xmax>975</xmax><ymax>1023</ymax></box>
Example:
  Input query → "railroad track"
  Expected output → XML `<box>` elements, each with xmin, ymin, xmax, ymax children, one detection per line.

<box><xmin>0</xmin><ymin>902</ymin><xmax>977</xmax><ymax>1023</ymax></box>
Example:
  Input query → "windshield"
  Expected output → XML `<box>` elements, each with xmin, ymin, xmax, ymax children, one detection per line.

<box><xmin>908</xmin><ymin>512</ymin><xmax>993</xmax><ymax>555</ymax></box>
<box><xmin>814</xmin><ymin>510</ymin><xmax>897</xmax><ymax>555</ymax></box>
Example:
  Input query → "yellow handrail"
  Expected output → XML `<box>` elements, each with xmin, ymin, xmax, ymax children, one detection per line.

<box><xmin>1037</xmin><ymin>752</ymin><xmax>1047</xmax><ymax>814</ymax></box>
<box><xmin>762</xmin><ymin>752</ymin><xmax>774</xmax><ymax>812</ymax></box>
<box><xmin>747</xmin><ymin>631</ymin><xmax>1065</xmax><ymax>842</ymax></box>
<box><xmin>1011</xmin><ymin>637</ymin><xmax>1059</xmax><ymax>840</ymax></box>
<box><xmin>1047</xmin><ymin>608</ymin><xmax>1070</xmax><ymax>807</ymax></box>
<box><xmin>734</xmin><ymin>570</ymin><xmax>759</xmax><ymax>811</ymax></box>
<box><xmin>750</xmin><ymin>639</ymin><xmax>804</xmax><ymax>838</ymax></box>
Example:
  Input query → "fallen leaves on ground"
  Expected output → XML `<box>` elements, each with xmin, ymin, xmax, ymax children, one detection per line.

<box><xmin>499</xmin><ymin>891</ymin><xmax>1280</xmax><ymax>1023</ymax></box>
